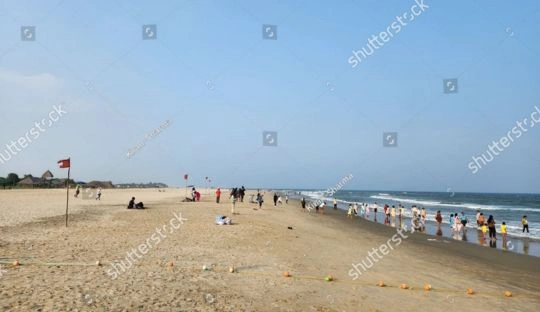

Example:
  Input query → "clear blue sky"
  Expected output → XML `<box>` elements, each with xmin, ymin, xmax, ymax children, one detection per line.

<box><xmin>0</xmin><ymin>0</ymin><xmax>539</xmax><ymax>193</ymax></box>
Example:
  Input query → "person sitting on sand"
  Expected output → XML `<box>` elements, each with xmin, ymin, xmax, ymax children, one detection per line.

<box><xmin>128</xmin><ymin>197</ymin><xmax>135</xmax><ymax>209</ymax></box>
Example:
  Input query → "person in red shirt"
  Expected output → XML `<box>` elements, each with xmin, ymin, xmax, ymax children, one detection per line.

<box><xmin>215</xmin><ymin>188</ymin><xmax>222</xmax><ymax>204</ymax></box>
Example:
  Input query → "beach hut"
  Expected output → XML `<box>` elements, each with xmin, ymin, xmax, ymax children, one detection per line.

<box><xmin>41</xmin><ymin>170</ymin><xmax>54</xmax><ymax>180</ymax></box>
<box><xmin>17</xmin><ymin>176</ymin><xmax>45</xmax><ymax>189</ymax></box>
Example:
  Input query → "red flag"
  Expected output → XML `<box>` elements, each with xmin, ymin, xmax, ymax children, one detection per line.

<box><xmin>58</xmin><ymin>158</ymin><xmax>70</xmax><ymax>168</ymax></box>
<box><xmin>184</xmin><ymin>174</ymin><xmax>188</xmax><ymax>180</ymax></box>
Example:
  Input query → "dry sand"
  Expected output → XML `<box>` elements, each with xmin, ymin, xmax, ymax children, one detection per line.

<box><xmin>0</xmin><ymin>188</ymin><xmax>539</xmax><ymax>311</ymax></box>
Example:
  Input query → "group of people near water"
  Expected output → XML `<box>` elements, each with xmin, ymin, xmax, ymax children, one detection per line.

<box><xmin>305</xmin><ymin>197</ymin><xmax>532</xmax><ymax>247</ymax></box>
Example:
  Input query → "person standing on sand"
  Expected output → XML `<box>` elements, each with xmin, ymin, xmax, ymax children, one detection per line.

<box><xmin>487</xmin><ymin>215</ymin><xmax>497</xmax><ymax>241</ymax></box>
<box><xmin>273</xmin><ymin>193</ymin><xmax>278</xmax><ymax>206</ymax></box>
<box><xmin>74</xmin><ymin>185</ymin><xmax>81</xmax><ymax>198</ymax></box>
<box><xmin>476</xmin><ymin>210</ymin><xmax>481</xmax><ymax>227</ymax></box>
<box><xmin>522</xmin><ymin>215</ymin><xmax>529</xmax><ymax>233</ymax></box>
<box><xmin>333</xmin><ymin>198</ymin><xmax>337</xmax><ymax>209</ymax></box>
<box><xmin>96</xmin><ymin>188</ymin><xmax>102</xmax><ymax>200</ymax></box>
<box><xmin>301</xmin><ymin>197</ymin><xmax>306</xmax><ymax>211</ymax></box>
<box><xmin>285</xmin><ymin>195</ymin><xmax>289</xmax><ymax>204</ymax></box>
<box><xmin>215</xmin><ymin>188</ymin><xmax>221</xmax><ymax>204</ymax></box>
<box><xmin>347</xmin><ymin>204</ymin><xmax>353</xmax><ymax>219</ymax></box>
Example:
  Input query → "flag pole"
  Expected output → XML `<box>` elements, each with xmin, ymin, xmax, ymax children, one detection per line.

<box><xmin>65</xmin><ymin>158</ymin><xmax>70</xmax><ymax>227</ymax></box>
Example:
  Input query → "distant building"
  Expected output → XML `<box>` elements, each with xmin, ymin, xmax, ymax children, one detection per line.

<box><xmin>86</xmin><ymin>181</ymin><xmax>114</xmax><ymax>188</ymax></box>
<box><xmin>17</xmin><ymin>176</ymin><xmax>45</xmax><ymax>188</ymax></box>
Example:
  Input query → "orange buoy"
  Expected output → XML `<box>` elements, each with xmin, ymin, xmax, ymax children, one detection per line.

<box><xmin>400</xmin><ymin>284</ymin><xmax>409</xmax><ymax>289</ymax></box>
<box><xmin>377</xmin><ymin>281</ymin><xmax>386</xmax><ymax>287</ymax></box>
<box><xmin>466</xmin><ymin>288</ymin><xmax>474</xmax><ymax>295</ymax></box>
<box><xmin>423</xmin><ymin>284</ymin><xmax>432</xmax><ymax>291</ymax></box>
<box><xmin>12</xmin><ymin>260</ymin><xmax>20</xmax><ymax>267</ymax></box>
<box><xmin>283</xmin><ymin>271</ymin><xmax>291</xmax><ymax>277</ymax></box>
<box><xmin>504</xmin><ymin>291</ymin><xmax>512</xmax><ymax>297</ymax></box>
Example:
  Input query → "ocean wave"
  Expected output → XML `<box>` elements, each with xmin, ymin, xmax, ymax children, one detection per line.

<box><xmin>369</xmin><ymin>195</ymin><xmax>540</xmax><ymax>212</ymax></box>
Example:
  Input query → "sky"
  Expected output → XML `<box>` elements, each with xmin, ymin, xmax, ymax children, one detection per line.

<box><xmin>0</xmin><ymin>0</ymin><xmax>539</xmax><ymax>193</ymax></box>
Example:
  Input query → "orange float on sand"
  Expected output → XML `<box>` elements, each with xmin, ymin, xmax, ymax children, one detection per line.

<box><xmin>283</xmin><ymin>271</ymin><xmax>291</xmax><ymax>277</ymax></box>
<box><xmin>400</xmin><ymin>284</ymin><xmax>409</xmax><ymax>289</ymax></box>
<box><xmin>377</xmin><ymin>281</ymin><xmax>386</xmax><ymax>287</ymax></box>
<box><xmin>466</xmin><ymin>288</ymin><xmax>474</xmax><ymax>295</ymax></box>
<box><xmin>504</xmin><ymin>291</ymin><xmax>512</xmax><ymax>297</ymax></box>
<box><xmin>423</xmin><ymin>284</ymin><xmax>432</xmax><ymax>291</ymax></box>
<box><xmin>12</xmin><ymin>260</ymin><xmax>20</xmax><ymax>267</ymax></box>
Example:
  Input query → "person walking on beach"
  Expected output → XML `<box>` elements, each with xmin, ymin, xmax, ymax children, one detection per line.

<box><xmin>477</xmin><ymin>213</ymin><xmax>485</xmax><ymax>228</ymax></box>
<box><xmin>230</xmin><ymin>192</ymin><xmax>237</xmax><ymax>214</ymax></box>
<box><xmin>273</xmin><ymin>193</ymin><xmax>278</xmax><ymax>206</ymax></box>
<box><xmin>240</xmin><ymin>186</ymin><xmax>246</xmax><ymax>202</ymax></box>
<box><xmin>347</xmin><ymin>204</ymin><xmax>353</xmax><ymax>219</ymax></box>
<box><xmin>333</xmin><ymin>198</ymin><xmax>337</xmax><ymax>210</ymax></box>
<box><xmin>522</xmin><ymin>215</ymin><xmax>529</xmax><ymax>233</ymax></box>
<box><xmin>301</xmin><ymin>197</ymin><xmax>306</xmax><ymax>211</ymax></box>
<box><xmin>481</xmin><ymin>222</ymin><xmax>488</xmax><ymax>240</ymax></box>
<box><xmin>96</xmin><ymin>188</ymin><xmax>102</xmax><ymax>200</ymax></box>
<box><xmin>501</xmin><ymin>222</ymin><xmax>507</xmax><ymax>240</ymax></box>
<box><xmin>285</xmin><ymin>195</ymin><xmax>288</xmax><ymax>204</ymax></box>
<box><xmin>487</xmin><ymin>215</ymin><xmax>497</xmax><ymax>241</ymax></box>
<box><xmin>257</xmin><ymin>192</ymin><xmax>264</xmax><ymax>209</ymax></box>
<box><xmin>74</xmin><ymin>185</ymin><xmax>81</xmax><ymax>198</ymax></box>
<box><xmin>435</xmin><ymin>211</ymin><xmax>442</xmax><ymax>225</ymax></box>
<box><xmin>460</xmin><ymin>211</ymin><xmax>468</xmax><ymax>232</ymax></box>
<box><xmin>215</xmin><ymin>188</ymin><xmax>221</xmax><ymax>204</ymax></box>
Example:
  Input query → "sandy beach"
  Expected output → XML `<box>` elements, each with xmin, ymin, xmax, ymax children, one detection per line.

<box><xmin>0</xmin><ymin>188</ymin><xmax>539</xmax><ymax>311</ymax></box>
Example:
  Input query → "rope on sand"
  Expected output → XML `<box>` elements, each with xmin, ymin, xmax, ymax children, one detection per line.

<box><xmin>0</xmin><ymin>259</ymin><xmax>532</xmax><ymax>299</ymax></box>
